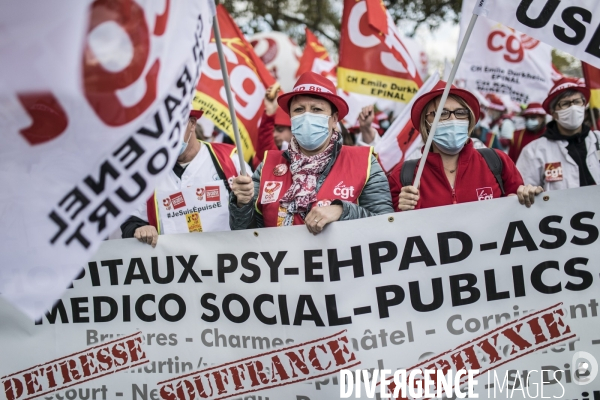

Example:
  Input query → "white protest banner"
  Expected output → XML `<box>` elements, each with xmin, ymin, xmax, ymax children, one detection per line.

<box><xmin>1</xmin><ymin>186</ymin><xmax>599</xmax><ymax>399</ymax></box>
<box><xmin>456</xmin><ymin>0</ymin><xmax>553</xmax><ymax>104</ymax></box>
<box><xmin>474</xmin><ymin>0</ymin><xmax>600</xmax><ymax>71</ymax></box>
<box><xmin>0</xmin><ymin>0</ymin><xmax>215</xmax><ymax>320</ymax></box>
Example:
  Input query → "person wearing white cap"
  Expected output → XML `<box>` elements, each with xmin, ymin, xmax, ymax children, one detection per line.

<box><xmin>517</xmin><ymin>78</ymin><xmax>600</xmax><ymax>191</ymax></box>
<box><xmin>229</xmin><ymin>71</ymin><xmax>393</xmax><ymax>234</ymax></box>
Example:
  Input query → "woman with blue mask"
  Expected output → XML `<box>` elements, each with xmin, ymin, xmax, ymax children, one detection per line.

<box><xmin>229</xmin><ymin>72</ymin><xmax>393</xmax><ymax>234</ymax></box>
<box><xmin>388</xmin><ymin>81</ymin><xmax>543</xmax><ymax>211</ymax></box>
<box><xmin>508</xmin><ymin>103</ymin><xmax>547</xmax><ymax>163</ymax></box>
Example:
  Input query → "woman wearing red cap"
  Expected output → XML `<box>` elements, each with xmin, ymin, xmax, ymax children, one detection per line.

<box><xmin>388</xmin><ymin>81</ymin><xmax>543</xmax><ymax>211</ymax></box>
<box><xmin>517</xmin><ymin>78</ymin><xmax>600</xmax><ymax>191</ymax></box>
<box><xmin>230</xmin><ymin>72</ymin><xmax>393</xmax><ymax>234</ymax></box>
<box><xmin>508</xmin><ymin>103</ymin><xmax>547</xmax><ymax>163</ymax></box>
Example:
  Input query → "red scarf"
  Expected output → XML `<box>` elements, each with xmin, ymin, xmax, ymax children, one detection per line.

<box><xmin>280</xmin><ymin>131</ymin><xmax>340</xmax><ymax>222</ymax></box>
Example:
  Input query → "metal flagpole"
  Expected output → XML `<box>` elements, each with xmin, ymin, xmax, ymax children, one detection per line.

<box><xmin>590</xmin><ymin>107</ymin><xmax>598</xmax><ymax>131</ymax></box>
<box><xmin>412</xmin><ymin>14</ymin><xmax>479</xmax><ymax>189</ymax></box>
<box><xmin>213</xmin><ymin>16</ymin><xmax>247</xmax><ymax>176</ymax></box>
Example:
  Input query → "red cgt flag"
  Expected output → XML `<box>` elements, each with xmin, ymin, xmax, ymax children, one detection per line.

<box><xmin>296</xmin><ymin>28</ymin><xmax>335</xmax><ymax>78</ymax></box>
<box><xmin>338</xmin><ymin>0</ymin><xmax>422</xmax><ymax>103</ymax></box>
<box><xmin>582</xmin><ymin>62</ymin><xmax>600</xmax><ymax>110</ymax></box>
<box><xmin>194</xmin><ymin>5</ymin><xmax>275</xmax><ymax>161</ymax></box>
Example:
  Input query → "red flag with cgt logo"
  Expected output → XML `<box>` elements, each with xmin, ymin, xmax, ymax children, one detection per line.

<box><xmin>194</xmin><ymin>5</ymin><xmax>276</xmax><ymax>162</ymax></box>
<box><xmin>338</xmin><ymin>0</ymin><xmax>422</xmax><ymax>103</ymax></box>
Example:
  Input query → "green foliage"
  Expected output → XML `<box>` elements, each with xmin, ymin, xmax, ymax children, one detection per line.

<box><xmin>551</xmin><ymin>49</ymin><xmax>582</xmax><ymax>78</ymax></box>
<box><xmin>221</xmin><ymin>0</ymin><xmax>461</xmax><ymax>49</ymax></box>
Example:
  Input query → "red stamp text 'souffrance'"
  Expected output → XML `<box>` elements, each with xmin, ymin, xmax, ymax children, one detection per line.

<box><xmin>157</xmin><ymin>330</ymin><xmax>359</xmax><ymax>400</ymax></box>
<box><xmin>2</xmin><ymin>332</ymin><xmax>148</xmax><ymax>400</ymax></box>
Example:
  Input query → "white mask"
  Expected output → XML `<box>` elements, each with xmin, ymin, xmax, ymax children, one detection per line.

<box><xmin>556</xmin><ymin>105</ymin><xmax>585</xmax><ymax>130</ymax></box>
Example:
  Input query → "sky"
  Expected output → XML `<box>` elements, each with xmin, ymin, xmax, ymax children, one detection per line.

<box><xmin>401</xmin><ymin>20</ymin><xmax>461</xmax><ymax>77</ymax></box>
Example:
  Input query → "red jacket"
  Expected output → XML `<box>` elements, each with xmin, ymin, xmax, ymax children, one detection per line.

<box><xmin>252</xmin><ymin>111</ymin><xmax>279</xmax><ymax>170</ymax></box>
<box><xmin>508</xmin><ymin>127</ymin><xmax>545</xmax><ymax>163</ymax></box>
<box><xmin>388</xmin><ymin>140</ymin><xmax>524</xmax><ymax>211</ymax></box>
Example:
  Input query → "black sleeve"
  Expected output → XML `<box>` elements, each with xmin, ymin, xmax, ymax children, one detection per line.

<box><xmin>121</xmin><ymin>216</ymin><xmax>149</xmax><ymax>238</ymax></box>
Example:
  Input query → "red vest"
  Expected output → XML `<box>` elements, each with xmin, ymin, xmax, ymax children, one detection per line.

<box><xmin>508</xmin><ymin>127</ymin><xmax>545</xmax><ymax>162</ymax></box>
<box><xmin>256</xmin><ymin>146</ymin><xmax>373</xmax><ymax>227</ymax></box>
<box><xmin>146</xmin><ymin>141</ymin><xmax>238</xmax><ymax>230</ymax></box>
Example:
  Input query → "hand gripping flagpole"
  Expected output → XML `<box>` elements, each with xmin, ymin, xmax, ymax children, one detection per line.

<box><xmin>412</xmin><ymin>14</ymin><xmax>479</xmax><ymax>189</ymax></box>
<box><xmin>213</xmin><ymin>16</ymin><xmax>247</xmax><ymax>176</ymax></box>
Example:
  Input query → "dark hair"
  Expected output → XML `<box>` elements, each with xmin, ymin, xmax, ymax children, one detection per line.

<box><xmin>290</xmin><ymin>94</ymin><xmax>338</xmax><ymax>115</ymax></box>
<box><xmin>550</xmin><ymin>89</ymin><xmax>584</xmax><ymax>112</ymax></box>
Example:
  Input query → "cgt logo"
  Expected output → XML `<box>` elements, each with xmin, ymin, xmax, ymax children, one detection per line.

<box><xmin>476</xmin><ymin>187</ymin><xmax>494</xmax><ymax>201</ymax></box>
<box><xmin>261</xmin><ymin>181</ymin><xmax>283</xmax><ymax>204</ymax></box>
<box><xmin>545</xmin><ymin>162</ymin><xmax>563</xmax><ymax>182</ymax></box>
<box><xmin>334</xmin><ymin>182</ymin><xmax>355</xmax><ymax>200</ymax></box>
<box><xmin>487</xmin><ymin>28</ymin><xmax>539</xmax><ymax>63</ymax></box>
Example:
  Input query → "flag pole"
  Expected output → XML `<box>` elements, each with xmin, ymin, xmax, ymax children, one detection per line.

<box><xmin>590</xmin><ymin>107</ymin><xmax>598</xmax><ymax>131</ymax></box>
<box><xmin>412</xmin><ymin>14</ymin><xmax>479</xmax><ymax>189</ymax></box>
<box><xmin>213</xmin><ymin>16</ymin><xmax>247</xmax><ymax>176</ymax></box>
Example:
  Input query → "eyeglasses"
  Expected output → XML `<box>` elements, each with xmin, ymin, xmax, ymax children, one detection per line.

<box><xmin>555</xmin><ymin>97</ymin><xmax>585</xmax><ymax>110</ymax></box>
<box><xmin>426</xmin><ymin>108</ymin><xmax>470</xmax><ymax>121</ymax></box>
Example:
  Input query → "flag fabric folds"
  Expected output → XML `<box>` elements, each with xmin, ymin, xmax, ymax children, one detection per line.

<box><xmin>0</xmin><ymin>0</ymin><xmax>216</xmax><ymax>319</ymax></box>
<box><xmin>473</xmin><ymin>0</ymin><xmax>600</xmax><ymax>70</ymax></box>
<box><xmin>194</xmin><ymin>5</ymin><xmax>276</xmax><ymax>162</ymax></box>
<box><xmin>338</xmin><ymin>0</ymin><xmax>423</xmax><ymax>103</ymax></box>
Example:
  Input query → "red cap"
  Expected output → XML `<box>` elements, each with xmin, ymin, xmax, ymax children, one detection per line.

<box><xmin>542</xmin><ymin>77</ymin><xmax>589</xmax><ymax>113</ymax></box>
<box><xmin>190</xmin><ymin>110</ymin><xmax>204</xmax><ymax>119</ymax></box>
<box><xmin>274</xmin><ymin>107</ymin><xmax>291</xmax><ymax>127</ymax></box>
<box><xmin>410</xmin><ymin>81</ymin><xmax>480</xmax><ymax>130</ymax></box>
<box><xmin>485</xmin><ymin>94</ymin><xmax>506</xmax><ymax>111</ymax></box>
<box><xmin>521</xmin><ymin>102</ymin><xmax>546</xmax><ymax>117</ymax></box>
<box><xmin>278</xmin><ymin>71</ymin><xmax>349</xmax><ymax>119</ymax></box>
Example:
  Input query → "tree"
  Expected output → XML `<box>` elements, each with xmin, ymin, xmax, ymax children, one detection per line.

<box><xmin>221</xmin><ymin>0</ymin><xmax>461</xmax><ymax>49</ymax></box>
<box><xmin>552</xmin><ymin>49</ymin><xmax>583</xmax><ymax>78</ymax></box>
<box><xmin>386</xmin><ymin>0</ymin><xmax>462</xmax><ymax>35</ymax></box>
<box><xmin>221</xmin><ymin>0</ymin><xmax>340</xmax><ymax>48</ymax></box>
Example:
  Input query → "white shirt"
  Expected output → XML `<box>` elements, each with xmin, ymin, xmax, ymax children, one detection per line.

<box><xmin>516</xmin><ymin>131</ymin><xmax>600</xmax><ymax>191</ymax></box>
<box><xmin>131</xmin><ymin>143</ymin><xmax>249</xmax><ymax>231</ymax></box>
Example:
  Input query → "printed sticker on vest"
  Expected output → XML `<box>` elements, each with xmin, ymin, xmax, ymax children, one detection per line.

<box><xmin>476</xmin><ymin>187</ymin><xmax>493</xmax><ymax>201</ymax></box>
<box><xmin>262</xmin><ymin>181</ymin><xmax>283</xmax><ymax>204</ymax></box>
<box><xmin>333</xmin><ymin>181</ymin><xmax>355</xmax><ymax>200</ymax></box>
<box><xmin>544</xmin><ymin>162</ymin><xmax>563</xmax><ymax>182</ymax></box>
<box><xmin>206</xmin><ymin>186</ymin><xmax>221</xmax><ymax>201</ymax></box>
<box><xmin>169</xmin><ymin>192</ymin><xmax>186</xmax><ymax>209</ymax></box>
<box><xmin>186</xmin><ymin>212</ymin><xmax>202</xmax><ymax>232</ymax></box>
<box><xmin>196</xmin><ymin>188</ymin><xmax>205</xmax><ymax>200</ymax></box>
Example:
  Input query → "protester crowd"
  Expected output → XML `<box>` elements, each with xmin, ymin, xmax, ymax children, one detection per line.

<box><xmin>121</xmin><ymin>70</ymin><xmax>600</xmax><ymax>247</ymax></box>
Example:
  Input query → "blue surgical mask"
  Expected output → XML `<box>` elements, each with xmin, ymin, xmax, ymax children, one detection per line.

<box><xmin>291</xmin><ymin>112</ymin><xmax>331</xmax><ymax>151</ymax></box>
<box><xmin>525</xmin><ymin>118</ymin><xmax>541</xmax><ymax>131</ymax></box>
<box><xmin>431</xmin><ymin>119</ymin><xmax>469</xmax><ymax>155</ymax></box>
<box><xmin>179</xmin><ymin>131</ymin><xmax>192</xmax><ymax>155</ymax></box>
